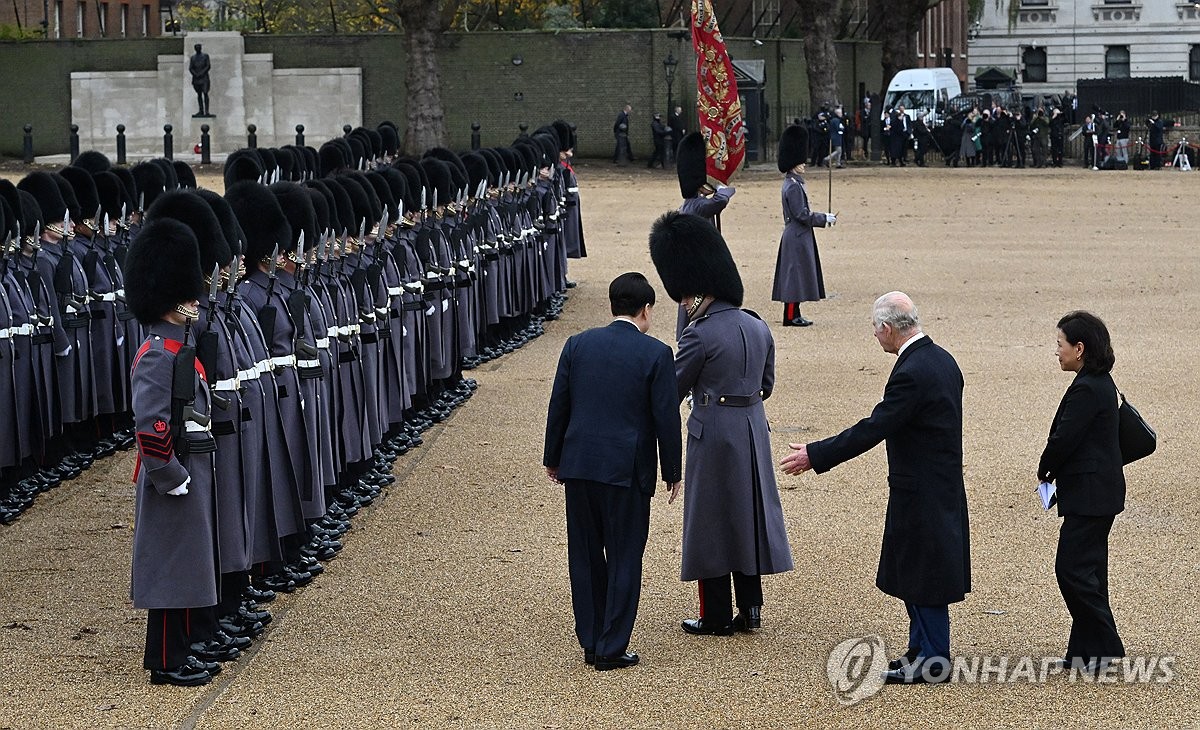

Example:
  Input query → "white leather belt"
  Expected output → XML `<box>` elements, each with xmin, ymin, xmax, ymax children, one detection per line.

<box><xmin>255</xmin><ymin>359</ymin><xmax>271</xmax><ymax>375</ymax></box>
<box><xmin>11</xmin><ymin>324</ymin><xmax>33</xmax><ymax>336</ymax></box>
<box><xmin>567</xmin><ymin>186</ymin><xmax>579</xmax><ymax>193</ymax></box>
<box><xmin>326</xmin><ymin>326</ymin><xmax>338</xmax><ymax>338</ymax></box>
<box><xmin>360</xmin><ymin>313</ymin><xmax>376</xmax><ymax>323</ymax></box>
<box><xmin>117</xmin><ymin>288</ymin><xmax>125</xmax><ymax>297</ymax></box>
<box><xmin>387</xmin><ymin>286</ymin><xmax>403</xmax><ymax>297</ymax></box>
<box><xmin>404</xmin><ymin>282</ymin><xmax>424</xmax><ymax>294</ymax></box>
<box><xmin>271</xmin><ymin>355</ymin><xmax>296</xmax><ymax>369</ymax></box>
<box><xmin>0</xmin><ymin>328</ymin><xmax>9</xmax><ymax>339</ymax></box>
<box><xmin>375</xmin><ymin>307</ymin><xmax>388</xmax><ymax>317</ymax></box>
<box><xmin>96</xmin><ymin>292</ymin><xmax>118</xmax><ymax>302</ymax></box>
<box><xmin>315</xmin><ymin>337</ymin><xmax>330</xmax><ymax>350</ymax></box>
<box><xmin>185</xmin><ymin>420</ymin><xmax>210</xmax><ymax>433</ymax></box>
<box><xmin>214</xmin><ymin>377</ymin><xmax>239</xmax><ymax>392</ymax></box>
<box><xmin>297</xmin><ymin>358</ymin><xmax>320</xmax><ymax>369</ymax></box>
<box><xmin>238</xmin><ymin>367</ymin><xmax>258</xmax><ymax>382</ymax></box>
<box><xmin>549</xmin><ymin>212</ymin><xmax>559</xmax><ymax>221</ymax></box>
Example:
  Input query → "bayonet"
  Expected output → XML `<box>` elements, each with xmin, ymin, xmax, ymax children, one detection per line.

<box><xmin>295</xmin><ymin>231</ymin><xmax>307</xmax><ymax>285</ymax></box>
<box><xmin>137</xmin><ymin>192</ymin><xmax>144</xmax><ymax>214</ymax></box>
<box><xmin>62</xmin><ymin>209</ymin><xmax>73</xmax><ymax>240</ymax></box>
<box><xmin>208</xmin><ymin>262</ymin><xmax>221</xmax><ymax>304</ymax></box>
<box><xmin>420</xmin><ymin>186</ymin><xmax>427</xmax><ymax>212</ymax></box>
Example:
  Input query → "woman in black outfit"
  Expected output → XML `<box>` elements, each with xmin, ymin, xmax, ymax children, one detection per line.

<box><xmin>1038</xmin><ymin>311</ymin><xmax>1126</xmax><ymax>669</ymax></box>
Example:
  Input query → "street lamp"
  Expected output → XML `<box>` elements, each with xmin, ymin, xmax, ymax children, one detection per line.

<box><xmin>664</xmin><ymin>50</ymin><xmax>678</xmax><ymax>125</ymax></box>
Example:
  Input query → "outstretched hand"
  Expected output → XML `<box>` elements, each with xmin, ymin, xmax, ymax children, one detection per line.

<box><xmin>779</xmin><ymin>443</ymin><xmax>812</xmax><ymax>476</ymax></box>
<box><xmin>667</xmin><ymin>481</ymin><xmax>683</xmax><ymax>504</ymax></box>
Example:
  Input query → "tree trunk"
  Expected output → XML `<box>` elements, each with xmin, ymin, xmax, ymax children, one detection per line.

<box><xmin>396</xmin><ymin>1</ymin><xmax>447</xmax><ymax>154</ymax></box>
<box><xmin>872</xmin><ymin>0</ymin><xmax>945</xmax><ymax>98</ymax></box>
<box><xmin>795</xmin><ymin>0</ymin><xmax>841</xmax><ymax>112</ymax></box>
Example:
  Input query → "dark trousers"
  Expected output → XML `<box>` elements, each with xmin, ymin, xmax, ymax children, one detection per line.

<box><xmin>1056</xmin><ymin>515</ymin><xmax>1124</xmax><ymax>661</ymax></box>
<box><xmin>903</xmin><ymin>602</ymin><xmax>950</xmax><ymax>662</ymax></box>
<box><xmin>143</xmin><ymin>605</ymin><xmax>215</xmax><ymax>670</ymax></box>
<box><xmin>699</xmin><ymin>572</ymin><xmax>762</xmax><ymax>626</ymax></box>
<box><xmin>564</xmin><ymin>479</ymin><xmax>651</xmax><ymax>658</ymax></box>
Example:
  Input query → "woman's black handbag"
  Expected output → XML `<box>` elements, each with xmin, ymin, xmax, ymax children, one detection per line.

<box><xmin>1116</xmin><ymin>389</ymin><xmax>1156</xmax><ymax>465</ymax></box>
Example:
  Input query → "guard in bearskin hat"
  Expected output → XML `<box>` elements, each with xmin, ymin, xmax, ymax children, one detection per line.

<box><xmin>124</xmin><ymin>216</ymin><xmax>222</xmax><ymax>686</ymax></box>
<box><xmin>772</xmin><ymin>124</ymin><xmax>836</xmax><ymax>327</ymax></box>
<box><xmin>675</xmin><ymin>131</ymin><xmax>735</xmax><ymax>227</ymax></box>
<box><xmin>648</xmin><ymin>210</ymin><xmax>794</xmax><ymax>638</ymax></box>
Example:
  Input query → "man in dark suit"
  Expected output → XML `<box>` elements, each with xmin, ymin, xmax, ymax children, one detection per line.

<box><xmin>612</xmin><ymin>104</ymin><xmax>633</xmax><ymax>163</ymax></box>
<box><xmin>544</xmin><ymin>272</ymin><xmax>682</xmax><ymax>671</ymax></box>
<box><xmin>780</xmin><ymin>291</ymin><xmax>970</xmax><ymax>685</ymax></box>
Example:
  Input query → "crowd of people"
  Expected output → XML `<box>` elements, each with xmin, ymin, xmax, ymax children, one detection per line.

<box><xmin>0</xmin><ymin>118</ymin><xmax>587</xmax><ymax>685</ymax></box>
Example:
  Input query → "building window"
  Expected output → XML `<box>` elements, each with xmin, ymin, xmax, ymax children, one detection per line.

<box><xmin>99</xmin><ymin>2</ymin><xmax>108</xmax><ymax>35</ymax></box>
<box><xmin>53</xmin><ymin>0</ymin><xmax>62</xmax><ymax>38</ymax></box>
<box><xmin>1022</xmin><ymin>46</ymin><xmax>1048</xmax><ymax>83</ymax></box>
<box><xmin>1105</xmin><ymin>46</ymin><xmax>1130</xmax><ymax>78</ymax></box>
<box><xmin>1020</xmin><ymin>0</ymin><xmax>1050</xmax><ymax>5</ymax></box>
<box><xmin>142</xmin><ymin>4</ymin><xmax>149</xmax><ymax>35</ymax></box>
<box><xmin>752</xmin><ymin>0</ymin><xmax>780</xmax><ymax>37</ymax></box>
<box><xmin>1191</xmin><ymin>45</ymin><xmax>1200</xmax><ymax>81</ymax></box>
<box><xmin>77</xmin><ymin>2</ymin><xmax>85</xmax><ymax>37</ymax></box>
<box><xmin>120</xmin><ymin>5</ymin><xmax>128</xmax><ymax>36</ymax></box>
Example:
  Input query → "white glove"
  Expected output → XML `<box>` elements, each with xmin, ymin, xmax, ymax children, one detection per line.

<box><xmin>166</xmin><ymin>477</ymin><xmax>191</xmax><ymax>497</ymax></box>
<box><xmin>825</xmin><ymin>213</ymin><xmax>837</xmax><ymax>226</ymax></box>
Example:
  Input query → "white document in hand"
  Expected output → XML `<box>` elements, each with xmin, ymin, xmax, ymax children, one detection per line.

<box><xmin>1037</xmin><ymin>481</ymin><xmax>1057</xmax><ymax>510</ymax></box>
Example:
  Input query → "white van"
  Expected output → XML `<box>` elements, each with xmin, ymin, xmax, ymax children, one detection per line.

<box><xmin>883</xmin><ymin>68</ymin><xmax>962</xmax><ymax>123</ymax></box>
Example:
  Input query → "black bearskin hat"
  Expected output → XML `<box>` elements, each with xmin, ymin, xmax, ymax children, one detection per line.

<box><xmin>269</xmin><ymin>181</ymin><xmax>317</xmax><ymax>252</ymax></box>
<box><xmin>225</xmin><ymin>180</ymin><xmax>291</xmax><ymax>263</ymax></box>
<box><xmin>306</xmin><ymin>180</ymin><xmax>340</xmax><ymax>234</ymax></box>
<box><xmin>274</xmin><ymin>148</ymin><xmax>296</xmax><ymax>182</ymax></box>
<box><xmin>777</xmin><ymin>124</ymin><xmax>809</xmax><ymax>173</ymax></box>
<box><xmin>649</xmin><ymin>211</ymin><xmax>744</xmax><ymax>307</ymax></box>
<box><xmin>533</xmin><ymin>134</ymin><xmax>558</xmax><ymax>168</ymax></box>
<box><xmin>319</xmin><ymin>141</ymin><xmax>348</xmax><ymax>178</ymax></box>
<box><xmin>224</xmin><ymin>148</ymin><xmax>265</xmax><ymax>189</ymax></box>
<box><xmin>0</xmin><ymin>181</ymin><xmax>25</xmax><ymax>237</ymax></box>
<box><xmin>477</xmin><ymin>148</ymin><xmax>502</xmax><ymax>186</ymax></box>
<box><xmin>124</xmin><ymin>217</ymin><xmax>204</xmax><ymax>325</ymax></box>
<box><xmin>59</xmin><ymin>166</ymin><xmax>100</xmax><ymax>220</ymax></box>
<box><xmin>71</xmin><ymin>150</ymin><xmax>112</xmax><ymax>174</ymax></box>
<box><xmin>319</xmin><ymin>178</ymin><xmax>355</xmax><ymax>233</ymax></box>
<box><xmin>256</xmin><ymin>148</ymin><xmax>278</xmax><ymax>181</ymax></box>
<box><xmin>94</xmin><ymin>171</ymin><xmax>133</xmax><ymax>223</ymax></box>
<box><xmin>17</xmin><ymin>190</ymin><xmax>41</xmax><ymax>231</ymax></box>
<box><xmin>340</xmin><ymin>172</ymin><xmax>382</xmax><ymax>227</ymax></box>
<box><xmin>172</xmin><ymin>161</ymin><xmax>198</xmax><ymax>189</ymax></box>
<box><xmin>364</xmin><ymin>171</ymin><xmax>397</xmax><ymax>220</ymax></box>
<box><xmin>131</xmin><ymin>162</ymin><xmax>167</xmax><ymax>209</ymax></box>
<box><xmin>376</xmin><ymin>167</ymin><xmax>408</xmax><ymax>215</ymax></box>
<box><xmin>552</xmin><ymin>120</ymin><xmax>572</xmax><ymax>153</ymax></box>
<box><xmin>152</xmin><ymin>158</ymin><xmax>179</xmax><ymax>191</ymax></box>
<box><xmin>111</xmin><ymin>166</ymin><xmax>138</xmax><ymax>207</ymax></box>
<box><xmin>460</xmin><ymin>153</ymin><xmax>489</xmax><ymax>194</ymax></box>
<box><xmin>418</xmin><ymin>158</ymin><xmax>453</xmax><ymax>207</ymax></box>
<box><xmin>306</xmin><ymin>186</ymin><xmax>331</xmax><ymax>234</ymax></box>
<box><xmin>424</xmin><ymin>148</ymin><xmax>468</xmax><ymax>190</ymax></box>
<box><xmin>194</xmin><ymin>188</ymin><xmax>243</xmax><ymax>263</ymax></box>
<box><xmin>0</xmin><ymin>195</ymin><xmax>13</xmax><ymax>242</ymax></box>
<box><xmin>390</xmin><ymin>160</ymin><xmax>423</xmax><ymax>213</ymax></box>
<box><xmin>146</xmin><ymin>190</ymin><xmax>231</xmax><ymax>273</ymax></box>
<box><xmin>676</xmin><ymin>132</ymin><xmax>708</xmax><ymax>199</ymax></box>
<box><xmin>17</xmin><ymin>172</ymin><xmax>67</xmax><ymax>227</ymax></box>
<box><xmin>377</xmin><ymin>124</ymin><xmax>400</xmax><ymax>156</ymax></box>
<box><xmin>52</xmin><ymin>173</ymin><xmax>82</xmax><ymax>221</ymax></box>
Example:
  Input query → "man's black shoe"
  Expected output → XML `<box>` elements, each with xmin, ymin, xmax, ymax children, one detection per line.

<box><xmin>243</xmin><ymin>585</ymin><xmax>276</xmax><ymax>603</ymax></box>
<box><xmin>190</xmin><ymin>639</ymin><xmax>240</xmax><ymax>662</ymax></box>
<box><xmin>584</xmin><ymin>650</ymin><xmax>595</xmax><ymax>665</ymax></box>
<box><xmin>888</xmin><ymin>648</ymin><xmax>920</xmax><ymax>671</ymax></box>
<box><xmin>150</xmin><ymin>664</ymin><xmax>212</xmax><ymax>687</ymax></box>
<box><xmin>782</xmin><ymin>316</ymin><xmax>814</xmax><ymax>327</ymax></box>
<box><xmin>594</xmin><ymin>652</ymin><xmax>639</xmax><ymax>671</ymax></box>
<box><xmin>185</xmin><ymin>655</ymin><xmax>221</xmax><ymax>675</ymax></box>
<box><xmin>214</xmin><ymin>629</ymin><xmax>252</xmax><ymax>650</ymax></box>
<box><xmin>681</xmin><ymin>618</ymin><xmax>735</xmax><ymax>636</ymax></box>
<box><xmin>731</xmin><ymin>606</ymin><xmax>761</xmax><ymax>632</ymax></box>
<box><xmin>884</xmin><ymin>660</ymin><xmax>949</xmax><ymax>685</ymax></box>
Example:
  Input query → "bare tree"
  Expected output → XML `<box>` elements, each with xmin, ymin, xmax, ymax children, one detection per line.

<box><xmin>795</xmin><ymin>0</ymin><xmax>841</xmax><ymax>112</ymax></box>
<box><xmin>869</xmin><ymin>0</ymin><xmax>947</xmax><ymax>95</ymax></box>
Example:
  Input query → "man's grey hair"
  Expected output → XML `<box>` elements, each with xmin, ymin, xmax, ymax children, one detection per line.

<box><xmin>872</xmin><ymin>291</ymin><xmax>920</xmax><ymax>333</ymax></box>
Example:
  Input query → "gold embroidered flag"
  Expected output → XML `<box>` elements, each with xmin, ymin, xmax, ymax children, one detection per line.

<box><xmin>690</xmin><ymin>0</ymin><xmax>746</xmax><ymax>184</ymax></box>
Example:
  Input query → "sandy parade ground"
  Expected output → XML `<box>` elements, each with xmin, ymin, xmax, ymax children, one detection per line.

<box><xmin>0</xmin><ymin>159</ymin><xmax>1197</xmax><ymax>729</ymax></box>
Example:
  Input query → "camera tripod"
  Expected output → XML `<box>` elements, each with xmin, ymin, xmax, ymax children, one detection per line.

<box><xmin>1172</xmin><ymin>138</ymin><xmax>1191</xmax><ymax>171</ymax></box>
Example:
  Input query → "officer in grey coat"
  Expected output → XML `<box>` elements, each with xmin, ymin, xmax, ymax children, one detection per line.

<box><xmin>649</xmin><ymin>211</ymin><xmax>794</xmax><ymax>636</ymax></box>
<box><xmin>771</xmin><ymin>124</ymin><xmax>835</xmax><ymax>328</ymax></box>
<box><xmin>673</xmin><ymin>132</ymin><xmax>735</xmax><ymax>341</ymax></box>
<box><xmin>124</xmin><ymin>217</ymin><xmax>221</xmax><ymax>686</ymax></box>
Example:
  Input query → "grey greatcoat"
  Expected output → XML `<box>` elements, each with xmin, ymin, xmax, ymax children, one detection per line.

<box><xmin>676</xmin><ymin>301</ymin><xmax>794</xmax><ymax>581</ymax></box>
<box><xmin>771</xmin><ymin>173</ymin><xmax>826</xmax><ymax>304</ymax></box>
<box><xmin>130</xmin><ymin>321</ymin><xmax>219</xmax><ymax>609</ymax></box>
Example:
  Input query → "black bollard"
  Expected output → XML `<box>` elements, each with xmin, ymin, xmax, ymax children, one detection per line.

<box><xmin>518</xmin><ymin>123</ymin><xmax>529</xmax><ymax>139</ymax></box>
<box><xmin>295</xmin><ymin>124</ymin><xmax>305</xmax><ymax>147</ymax></box>
<box><xmin>69</xmin><ymin>124</ymin><xmax>80</xmax><ymax>162</ymax></box>
<box><xmin>343</xmin><ymin>124</ymin><xmax>352</xmax><ymax>136</ymax></box>
<box><xmin>163</xmin><ymin>124</ymin><xmax>173</xmax><ymax>160</ymax></box>
<box><xmin>200</xmin><ymin>124</ymin><xmax>211</xmax><ymax>165</ymax></box>
<box><xmin>471</xmin><ymin>122</ymin><xmax>481</xmax><ymax>150</ymax></box>
<box><xmin>22</xmin><ymin>124</ymin><xmax>33</xmax><ymax>164</ymax></box>
<box><xmin>116</xmin><ymin>124</ymin><xmax>127</xmax><ymax>165</ymax></box>
<box><xmin>247</xmin><ymin>124</ymin><xmax>257</xmax><ymax>149</ymax></box>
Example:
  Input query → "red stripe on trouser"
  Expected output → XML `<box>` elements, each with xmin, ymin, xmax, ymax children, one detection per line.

<box><xmin>162</xmin><ymin>613</ymin><xmax>168</xmax><ymax>669</ymax></box>
<box><xmin>698</xmin><ymin>582</ymin><xmax>705</xmax><ymax>620</ymax></box>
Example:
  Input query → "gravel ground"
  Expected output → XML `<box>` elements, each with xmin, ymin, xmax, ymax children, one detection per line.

<box><xmin>0</xmin><ymin>161</ymin><xmax>1196</xmax><ymax>729</ymax></box>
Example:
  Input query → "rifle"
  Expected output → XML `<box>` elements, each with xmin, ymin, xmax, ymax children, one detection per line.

<box><xmin>198</xmin><ymin>262</ymin><xmax>229</xmax><ymax>410</ymax></box>
<box><xmin>170</xmin><ymin>318</ymin><xmax>204</xmax><ymax>449</ymax></box>
<box><xmin>287</xmin><ymin>232</ymin><xmax>318</xmax><ymax>360</ymax></box>
<box><xmin>258</xmin><ymin>244</ymin><xmax>280</xmax><ymax>348</ymax></box>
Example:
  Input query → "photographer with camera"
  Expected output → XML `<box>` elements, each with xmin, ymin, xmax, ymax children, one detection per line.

<box><xmin>1147</xmin><ymin>111</ymin><xmax>1169</xmax><ymax>170</ymax></box>
<box><xmin>1113</xmin><ymin>111</ymin><xmax>1131</xmax><ymax>164</ymax></box>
